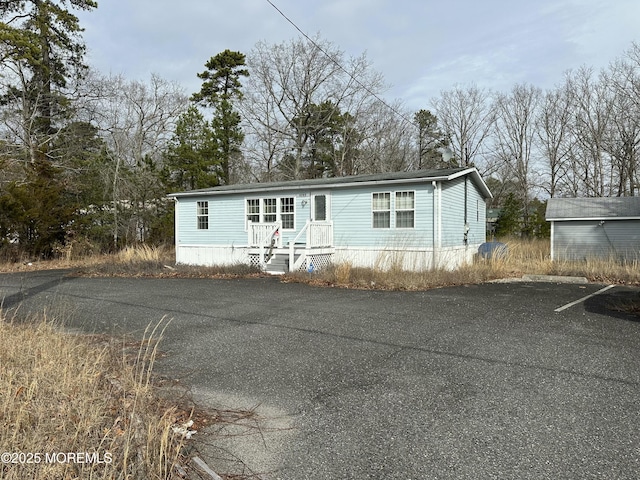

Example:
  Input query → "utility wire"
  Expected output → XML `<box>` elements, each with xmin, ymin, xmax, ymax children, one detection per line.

<box><xmin>265</xmin><ymin>0</ymin><xmax>418</xmax><ymax>129</ymax></box>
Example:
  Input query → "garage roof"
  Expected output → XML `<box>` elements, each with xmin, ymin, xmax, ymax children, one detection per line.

<box><xmin>546</xmin><ymin>196</ymin><xmax>640</xmax><ymax>220</ymax></box>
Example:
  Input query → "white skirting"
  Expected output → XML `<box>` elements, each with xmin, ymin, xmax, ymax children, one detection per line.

<box><xmin>176</xmin><ymin>244</ymin><xmax>479</xmax><ymax>271</ymax></box>
<box><xmin>176</xmin><ymin>245</ymin><xmax>249</xmax><ymax>266</ymax></box>
<box><xmin>333</xmin><ymin>245</ymin><xmax>478</xmax><ymax>271</ymax></box>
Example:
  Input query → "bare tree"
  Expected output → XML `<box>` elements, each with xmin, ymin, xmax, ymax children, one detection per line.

<box><xmin>565</xmin><ymin>67</ymin><xmax>612</xmax><ymax>197</ymax></box>
<box><xmin>431</xmin><ymin>84</ymin><xmax>496</xmax><ymax>173</ymax></box>
<box><xmin>603</xmin><ymin>51</ymin><xmax>640</xmax><ymax>196</ymax></box>
<box><xmin>78</xmin><ymin>72</ymin><xmax>188</xmax><ymax>245</ymax></box>
<box><xmin>356</xmin><ymin>99</ymin><xmax>413</xmax><ymax>173</ymax></box>
<box><xmin>493</xmin><ymin>83</ymin><xmax>542</xmax><ymax>229</ymax></box>
<box><xmin>241</xmin><ymin>34</ymin><xmax>387</xmax><ymax>179</ymax></box>
<box><xmin>536</xmin><ymin>84</ymin><xmax>575</xmax><ymax>197</ymax></box>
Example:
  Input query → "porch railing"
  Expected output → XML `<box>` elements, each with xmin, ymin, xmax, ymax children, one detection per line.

<box><xmin>308</xmin><ymin>221</ymin><xmax>333</xmax><ymax>247</ymax></box>
<box><xmin>248</xmin><ymin>220</ymin><xmax>333</xmax><ymax>271</ymax></box>
<box><xmin>289</xmin><ymin>220</ymin><xmax>333</xmax><ymax>271</ymax></box>
<box><xmin>248</xmin><ymin>222</ymin><xmax>281</xmax><ymax>268</ymax></box>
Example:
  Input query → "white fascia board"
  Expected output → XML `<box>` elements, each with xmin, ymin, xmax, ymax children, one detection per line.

<box><xmin>447</xmin><ymin>167</ymin><xmax>493</xmax><ymax>199</ymax></box>
<box><xmin>168</xmin><ymin>168</ymin><xmax>494</xmax><ymax>199</ymax></box>
<box><xmin>168</xmin><ymin>175</ymin><xmax>458</xmax><ymax>198</ymax></box>
<box><xmin>547</xmin><ymin>216</ymin><xmax>640</xmax><ymax>221</ymax></box>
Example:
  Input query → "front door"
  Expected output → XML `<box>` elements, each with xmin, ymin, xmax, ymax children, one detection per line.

<box><xmin>311</xmin><ymin>192</ymin><xmax>330</xmax><ymax>222</ymax></box>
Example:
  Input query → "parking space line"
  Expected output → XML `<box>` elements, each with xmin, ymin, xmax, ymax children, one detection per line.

<box><xmin>554</xmin><ymin>285</ymin><xmax>616</xmax><ymax>312</ymax></box>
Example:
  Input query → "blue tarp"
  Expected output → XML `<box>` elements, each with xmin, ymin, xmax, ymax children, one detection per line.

<box><xmin>478</xmin><ymin>242</ymin><xmax>508</xmax><ymax>259</ymax></box>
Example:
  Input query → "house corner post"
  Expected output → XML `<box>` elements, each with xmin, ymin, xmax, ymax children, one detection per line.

<box><xmin>432</xmin><ymin>181</ymin><xmax>441</xmax><ymax>269</ymax></box>
<box><xmin>173</xmin><ymin>198</ymin><xmax>179</xmax><ymax>263</ymax></box>
<box><xmin>550</xmin><ymin>221</ymin><xmax>555</xmax><ymax>261</ymax></box>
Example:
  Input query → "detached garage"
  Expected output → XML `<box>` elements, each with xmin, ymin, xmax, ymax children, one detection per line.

<box><xmin>546</xmin><ymin>197</ymin><xmax>640</xmax><ymax>262</ymax></box>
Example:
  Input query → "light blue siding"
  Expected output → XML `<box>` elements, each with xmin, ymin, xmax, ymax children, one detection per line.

<box><xmin>177</xmin><ymin>191</ymin><xmax>311</xmax><ymax>246</ymax></box>
<box><xmin>175</xmin><ymin>175</ymin><xmax>487</xmax><ymax>249</ymax></box>
<box><xmin>177</xmin><ymin>195</ymin><xmax>245</xmax><ymax>245</ymax></box>
<box><xmin>468</xmin><ymin>182</ymin><xmax>487</xmax><ymax>245</ymax></box>
<box><xmin>441</xmin><ymin>178</ymin><xmax>487</xmax><ymax>247</ymax></box>
<box><xmin>441</xmin><ymin>179</ymin><xmax>465</xmax><ymax>247</ymax></box>
<box><xmin>331</xmin><ymin>183</ymin><xmax>433</xmax><ymax>247</ymax></box>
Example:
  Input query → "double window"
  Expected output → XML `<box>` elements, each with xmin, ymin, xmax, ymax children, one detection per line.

<box><xmin>372</xmin><ymin>193</ymin><xmax>391</xmax><ymax>228</ymax></box>
<box><xmin>263</xmin><ymin>198</ymin><xmax>277</xmax><ymax>222</ymax></box>
<box><xmin>372</xmin><ymin>191</ymin><xmax>415</xmax><ymax>229</ymax></box>
<box><xmin>197</xmin><ymin>201</ymin><xmax>209</xmax><ymax>230</ymax></box>
<box><xmin>280</xmin><ymin>197</ymin><xmax>295</xmax><ymax>229</ymax></box>
<box><xmin>246</xmin><ymin>199</ymin><xmax>260</xmax><ymax>224</ymax></box>
<box><xmin>395</xmin><ymin>191</ymin><xmax>415</xmax><ymax>228</ymax></box>
<box><xmin>246</xmin><ymin>197</ymin><xmax>295</xmax><ymax>230</ymax></box>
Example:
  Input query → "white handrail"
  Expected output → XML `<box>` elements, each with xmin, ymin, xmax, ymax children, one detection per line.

<box><xmin>308</xmin><ymin>221</ymin><xmax>333</xmax><ymax>247</ymax></box>
<box><xmin>289</xmin><ymin>220</ymin><xmax>310</xmax><ymax>271</ymax></box>
<box><xmin>289</xmin><ymin>221</ymin><xmax>333</xmax><ymax>271</ymax></box>
<box><xmin>249</xmin><ymin>222</ymin><xmax>281</xmax><ymax>268</ymax></box>
<box><xmin>249</xmin><ymin>222</ymin><xmax>282</xmax><ymax>247</ymax></box>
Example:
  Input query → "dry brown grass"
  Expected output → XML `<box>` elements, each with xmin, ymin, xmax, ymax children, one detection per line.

<box><xmin>284</xmin><ymin>261</ymin><xmax>507</xmax><ymax>291</ymax></box>
<box><xmin>4</xmin><ymin>240</ymin><xmax>639</xmax><ymax>287</ymax></box>
<box><xmin>0</xmin><ymin>245</ymin><xmax>263</xmax><ymax>279</ymax></box>
<box><xmin>0</xmin><ymin>313</ymin><xmax>194</xmax><ymax>480</ymax></box>
<box><xmin>488</xmin><ymin>237</ymin><xmax>640</xmax><ymax>284</ymax></box>
<box><xmin>284</xmin><ymin>238</ymin><xmax>640</xmax><ymax>290</ymax></box>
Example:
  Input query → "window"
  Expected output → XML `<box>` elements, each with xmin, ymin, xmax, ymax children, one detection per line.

<box><xmin>246</xmin><ymin>199</ymin><xmax>260</xmax><ymax>224</ymax></box>
<box><xmin>280</xmin><ymin>197</ymin><xmax>295</xmax><ymax>229</ymax></box>
<box><xmin>395</xmin><ymin>191</ymin><xmax>415</xmax><ymax>228</ymax></box>
<box><xmin>371</xmin><ymin>191</ymin><xmax>416</xmax><ymax>229</ymax></box>
<box><xmin>372</xmin><ymin>192</ymin><xmax>391</xmax><ymax>228</ymax></box>
<box><xmin>197</xmin><ymin>201</ymin><xmax>209</xmax><ymax>230</ymax></box>
<box><xmin>313</xmin><ymin>194</ymin><xmax>327</xmax><ymax>221</ymax></box>
<box><xmin>245</xmin><ymin>196</ymin><xmax>296</xmax><ymax>230</ymax></box>
<box><xmin>263</xmin><ymin>198</ymin><xmax>277</xmax><ymax>222</ymax></box>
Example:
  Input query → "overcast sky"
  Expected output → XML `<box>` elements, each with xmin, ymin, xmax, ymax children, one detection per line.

<box><xmin>76</xmin><ymin>0</ymin><xmax>640</xmax><ymax>111</ymax></box>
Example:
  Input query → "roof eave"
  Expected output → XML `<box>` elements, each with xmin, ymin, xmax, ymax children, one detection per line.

<box><xmin>448</xmin><ymin>167</ymin><xmax>493</xmax><ymax>199</ymax></box>
<box><xmin>168</xmin><ymin>168</ymin><xmax>493</xmax><ymax>199</ymax></box>
<box><xmin>547</xmin><ymin>216</ymin><xmax>640</xmax><ymax>221</ymax></box>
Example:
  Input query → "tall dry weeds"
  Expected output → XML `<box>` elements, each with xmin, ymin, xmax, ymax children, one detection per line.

<box><xmin>286</xmin><ymin>237</ymin><xmax>640</xmax><ymax>290</ymax></box>
<box><xmin>115</xmin><ymin>245</ymin><xmax>170</xmax><ymax>264</ymax></box>
<box><xmin>0</xmin><ymin>312</ymin><xmax>190</xmax><ymax>480</ymax></box>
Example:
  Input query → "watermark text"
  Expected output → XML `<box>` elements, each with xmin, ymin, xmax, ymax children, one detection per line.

<box><xmin>1</xmin><ymin>451</ymin><xmax>112</xmax><ymax>465</ymax></box>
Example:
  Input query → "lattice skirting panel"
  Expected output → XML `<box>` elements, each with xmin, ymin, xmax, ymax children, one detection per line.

<box><xmin>248</xmin><ymin>254</ymin><xmax>262</xmax><ymax>269</ymax></box>
<box><xmin>296</xmin><ymin>253</ymin><xmax>333</xmax><ymax>272</ymax></box>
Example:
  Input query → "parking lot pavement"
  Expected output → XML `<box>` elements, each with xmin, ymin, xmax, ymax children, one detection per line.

<box><xmin>1</xmin><ymin>270</ymin><xmax>640</xmax><ymax>479</ymax></box>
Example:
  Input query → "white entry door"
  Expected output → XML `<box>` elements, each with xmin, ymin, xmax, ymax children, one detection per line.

<box><xmin>311</xmin><ymin>192</ymin><xmax>330</xmax><ymax>221</ymax></box>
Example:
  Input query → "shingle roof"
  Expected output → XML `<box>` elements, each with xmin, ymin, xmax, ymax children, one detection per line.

<box><xmin>546</xmin><ymin>197</ymin><xmax>640</xmax><ymax>220</ymax></box>
<box><xmin>168</xmin><ymin>167</ymin><xmax>493</xmax><ymax>199</ymax></box>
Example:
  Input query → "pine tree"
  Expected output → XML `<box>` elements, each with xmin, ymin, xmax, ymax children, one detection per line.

<box><xmin>414</xmin><ymin>109</ymin><xmax>449</xmax><ymax>169</ymax></box>
<box><xmin>191</xmin><ymin>50</ymin><xmax>249</xmax><ymax>185</ymax></box>
<box><xmin>495</xmin><ymin>193</ymin><xmax>523</xmax><ymax>237</ymax></box>
<box><xmin>163</xmin><ymin>106</ymin><xmax>220</xmax><ymax>191</ymax></box>
<box><xmin>0</xmin><ymin>0</ymin><xmax>98</xmax><ymax>162</ymax></box>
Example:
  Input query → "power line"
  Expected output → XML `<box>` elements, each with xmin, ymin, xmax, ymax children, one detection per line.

<box><xmin>265</xmin><ymin>0</ymin><xmax>417</xmax><ymax>129</ymax></box>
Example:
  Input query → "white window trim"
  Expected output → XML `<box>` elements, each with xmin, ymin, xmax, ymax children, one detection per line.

<box><xmin>395</xmin><ymin>190</ymin><xmax>416</xmax><ymax>229</ymax></box>
<box><xmin>245</xmin><ymin>196</ymin><xmax>296</xmax><ymax>231</ymax></box>
<box><xmin>371</xmin><ymin>191</ymin><xmax>416</xmax><ymax>229</ymax></box>
<box><xmin>280</xmin><ymin>197</ymin><xmax>295</xmax><ymax>230</ymax></box>
<box><xmin>372</xmin><ymin>192</ymin><xmax>391</xmax><ymax>229</ymax></box>
<box><xmin>311</xmin><ymin>192</ymin><xmax>331</xmax><ymax>222</ymax></box>
<box><xmin>196</xmin><ymin>201</ymin><xmax>209</xmax><ymax>230</ymax></box>
<box><xmin>245</xmin><ymin>198</ymin><xmax>260</xmax><ymax>228</ymax></box>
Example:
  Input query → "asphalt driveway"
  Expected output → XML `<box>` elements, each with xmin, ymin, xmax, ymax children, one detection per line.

<box><xmin>1</xmin><ymin>270</ymin><xmax>640</xmax><ymax>479</ymax></box>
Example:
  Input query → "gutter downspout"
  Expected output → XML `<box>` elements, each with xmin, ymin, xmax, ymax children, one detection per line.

<box><xmin>173</xmin><ymin>197</ymin><xmax>179</xmax><ymax>263</ymax></box>
<box><xmin>464</xmin><ymin>176</ymin><xmax>468</xmax><ymax>245</ymax></box>
<box><xmin>550</xmin><ymin>221</ymin><xmax>554</xmax><ymax>261</ymax></box>
<box><xmin>432</xmin><ymin>181</ymin><xmax>441</xmax><ymax>269</ymax></box>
